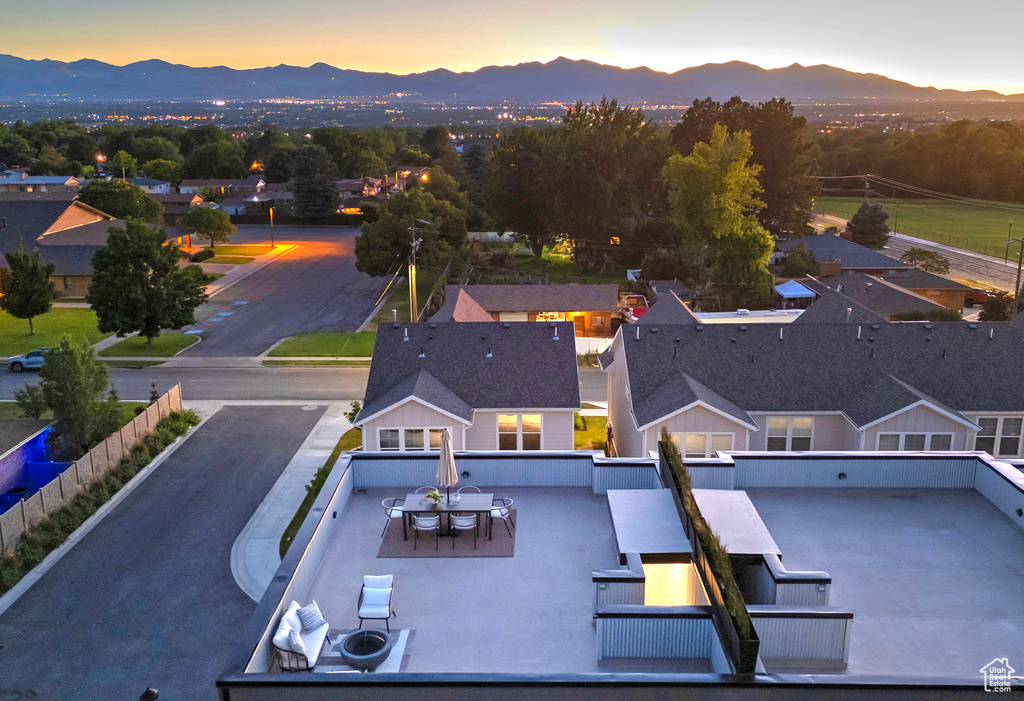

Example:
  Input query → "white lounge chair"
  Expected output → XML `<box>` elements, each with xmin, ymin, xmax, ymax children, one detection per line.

<box><xmin>358</xmin><ymin>574</ymin><xmax>396</xmax><ymax>632</ymax></box>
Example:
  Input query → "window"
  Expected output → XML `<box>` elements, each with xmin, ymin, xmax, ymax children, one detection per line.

<box><xmin>975</xmin><ymin>417</ymin><xmax>1022</xmax><ymax>457</ymax></box>
<box><xmin>877</xmin><ymin>432</ymin><xmax>954</xmax><ymax>451</ymax></box>
<box><xmin>498</xmin><ymin>414</ymin><xmax>543</xmax><ymax>450</ymax></box>
<box><xmin>379</xmin><ymin>429</ymin><xmax>400</xmax><ymax>451</ymax></box>
<box><xmin>765</xmin><ymin>417</ymin><xmax>814</xmax><ymax>451</ymax></box>
<box><xmin>672</xmin><ymin>432</ymin><xmax>733</xmax><ymax>458</ymax></box>
<box><xmin>378</xmin><ymin>427</ymin><xmax>447</xmax><ymax>451</ymax></box>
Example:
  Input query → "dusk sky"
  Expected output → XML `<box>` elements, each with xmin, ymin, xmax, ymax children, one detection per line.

<box><xmin>4</xmin><ymin>0</ymin><xmax>1023</xmax><ymax>93</ymax></box>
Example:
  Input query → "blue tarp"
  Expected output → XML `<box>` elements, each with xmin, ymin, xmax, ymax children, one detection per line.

<box><xmin>774</xmin><ymin>279</ymin><xmax>816</xmax><ymax>299</ymax></box>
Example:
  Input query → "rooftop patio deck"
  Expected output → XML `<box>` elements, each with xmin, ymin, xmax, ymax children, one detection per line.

<box><xmin>304</xmin><ymin>487</ymin><xmax>711</xmax><ymax>674</ymax></box>
<box><xmin>746</xmin><ymin>488</ymin><xmax>1024</xmax><ymax>678</ymax></box>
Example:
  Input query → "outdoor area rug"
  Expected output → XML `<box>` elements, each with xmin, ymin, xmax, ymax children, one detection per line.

<box><xmin>316</xmin><ymin>629</ymin><xmax>412</xmax><ymax>673</ymax></box>
<box><xmin>377</xmin><ymin>510</ymin><xmax>517</xmax><ymax>558</ymax></box>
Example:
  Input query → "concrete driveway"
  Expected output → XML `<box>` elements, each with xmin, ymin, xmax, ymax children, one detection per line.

<box><xmin>183</xmin><ymin>225</ymin><xmax>384</xmax><ymax>357</ymax></box>
<box><xmin>0</xmin><ymin>405</ymin><xmax>326</xmax><ymax>700</ymax></box>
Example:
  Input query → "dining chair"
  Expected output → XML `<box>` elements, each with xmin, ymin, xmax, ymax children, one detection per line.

<box><xmin>380</xmin><ymin>498</ymin><xmax>404</xmax><ymax>537</ymax></box>
<box><xmin>450</xmin><ymin>513</ymin><xmax>478</xmax><ymax>550</ymax></box>
<box><xmin>457</xmin><ymin>485</ymin><xmax>481</xmax><ymax>494</ymax></box>
<box><xmin>491</xmin><ymin>497</ymin><xmax>515</xmax><ymax>538</ymax></box>
<box><xmin>412</xmin><ymin>514</ymin><xmax>440</xmax><ymax>551</ymax></box>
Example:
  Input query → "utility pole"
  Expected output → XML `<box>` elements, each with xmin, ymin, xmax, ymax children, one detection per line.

<box><xmin>269</xmin><ymin>206</ymin><xmax>275</xmax><ymax>247</ymax></box>
<box><xmin>1009</xmin><ymin>236</ymin><xmax>1024</xmax><ymax>320</ymax></box>
<box><xmin>408</xmin><ymin>221</ymin><xmax>422</xmax><ymax>322</ymax></box>
<box><xmin>893</xmin><ymin>202</ymin><xmax>900</xmax><ymax>236</ymax></box>
<box><xmin>1006</xmin><ymin>221</ymin><xmax>1013</xmax><ymax>265</ymax></box>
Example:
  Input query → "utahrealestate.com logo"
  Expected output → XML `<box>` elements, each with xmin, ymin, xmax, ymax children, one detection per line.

<box><xmin>980</xmin><ymin>658</ymin><xmax>1015</xmax><ymax>692</ymax></box>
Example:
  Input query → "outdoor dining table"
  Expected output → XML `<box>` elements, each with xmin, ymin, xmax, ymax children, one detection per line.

<box><xmin>401</xmin><ymin>492</ymin><xmax>495</xmax><ymax>541</ymax></box>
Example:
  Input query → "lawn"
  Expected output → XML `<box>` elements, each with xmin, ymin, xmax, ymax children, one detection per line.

<box><xmin>204</xmin><ymin>256</ymin><xmax>254</xmax><ymax>265</ymax></box>
<box><xmin>205</xmin><ymin>273</ymin><xmax>226</xmax><ymax>282</ymax></box>
<box><xmin>99</xmin><ymin>360</ymin><xmax>166</xmax><ymax>368</ymax></box>
<box><xmin>98</xmin><ymin>333</ymin><xmax>199</xmax><ymax>358</ymax></box>
<box><xmin>511</xmin><ymin>248</ymin><xmax>628</xmax><ymax>286</ymax></box>
<box><xmin>204</xmin><ymin>245</ymin><xmax>275</xmax><ymax>256</ymax></box>
<box><xmin>574</xmin><ymin>414</ymin><xmax>607</xmax><ymax>451</ymax></box>
<box><xmin>814</xmin><ymin>196</ymin><xmax>1024</xmax><ymax>258</ymax></box>
<box><xmin>280</xmin><ymin>427</ymin><xmax>361</xmax><ymax>557</ymax></box>
<box><xmin>0</xmin><ymin>309</ymin><xmax>110</xmax><ymax>357</ymax></box>
<box><xmin>262</xmin><ymin>360</ymin><xmax>370</xmax><ymax>366</ymax></box>
<box><xmin>268</xmin><ymin>331</ymin><xmax>377</xmax><ymax>357</ymax></box>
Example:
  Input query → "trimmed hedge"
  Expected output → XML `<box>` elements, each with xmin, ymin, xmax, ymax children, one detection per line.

<box><xmin>191</xmin><ymin>249</ymin><xmax>215</xmax><ymax>263</ymax></box>
<box><xmin>659</xmin><ymin>431</ymin><xmax>755</xmax><ymax>641</ymax></box>
<box><xmin>0</xmin><ymin>409</ymin><xmax>200</xmax><ymax>594</ymax></box>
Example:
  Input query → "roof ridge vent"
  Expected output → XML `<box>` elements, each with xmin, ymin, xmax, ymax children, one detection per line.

<box><xmin>650</xmin><ymin>327</ymin><xmax>659</xmax><ymax>334</ymax></box>
<box><xmin>739</xmin><ymin>325</ymin><xmax>747</xmax><ymax>332</ymax></box>
<box><xmin>968</xmin><ymin>323</ymin><xmax>978</xmax><ymax>330</ymax></box>
<box><xmin>502</xmin><ymin>322</ymin><xmax>510</xmax><ymax>329</ymax></box>
<box><xmin>428</xmin><ymin>322</ymin><xmax>437</xmax><ymax>329</ymax></box>
<box><xmin>696</xmin><ymin>324</ymin><xmax>704</xmax><ymax>332</ymax></box>
<box><xmin>924</xmin><ymin>323</ymin><xmax>933</xmax><ymax>330</ymax></box>
<box><xmin>871</xmin><ymin>324</ymin><xmax>880</xmax><ymax>330</ymax></box>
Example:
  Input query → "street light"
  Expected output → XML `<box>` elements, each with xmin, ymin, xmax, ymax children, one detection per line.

<box><xmin>1005</xmin><ymin>236</ymin><xmax>1024</xmax><ymax>319</ymax></box>
<box><xmin>269</xmin><ymin>207</ymin><xmax>275</xmax><ymax>247</ymax></box>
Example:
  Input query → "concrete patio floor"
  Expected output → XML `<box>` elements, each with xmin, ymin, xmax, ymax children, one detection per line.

<box><xmin>746</xmin><ymin>488</ymin><xmax>1024</xmax><ymax>679</ymax></box>
<box><xmin>305</xmin><ymin>487</ymin><xmax>711</xmax><ymax>674</ymax></box>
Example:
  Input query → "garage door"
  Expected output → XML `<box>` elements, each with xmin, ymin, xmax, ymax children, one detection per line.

<box><xmin>498</xmin><ymin>312</ymin><xmax>530</xmax><ymax>322</ymax></box>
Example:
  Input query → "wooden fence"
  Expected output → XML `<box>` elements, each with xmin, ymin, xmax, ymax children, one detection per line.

<box><xmin>0</xmin><ymin>384</ymin><xmax>183</xmax><ymax>551</ymax></box>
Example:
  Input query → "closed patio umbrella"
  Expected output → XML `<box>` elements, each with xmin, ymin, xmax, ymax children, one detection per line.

<box><xmin>436</xmin><ymin>428</ymin><xmax>458</xmax><ymax>502</ymax></box>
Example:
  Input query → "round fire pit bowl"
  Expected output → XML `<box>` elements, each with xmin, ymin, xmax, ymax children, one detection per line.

<box><xmin>340</xmin><ymin>629</ymin><xmax>394</xmax><ymax>672</ymax></box>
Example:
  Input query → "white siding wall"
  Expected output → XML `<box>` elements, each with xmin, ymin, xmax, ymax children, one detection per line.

<box><xmin>607</xmin><ymin>342</ymin><xmax>645</xmax><ymax>457</ymax></box>
<box><xmin>465</xmin><ymin>410</ymin><xmax>575</xmax><ymax>451</ymax></box>
<box><xmin>361</xmin><ymin>402</ymin><xmax>463</xmax><ymax>451</ymax></box>
<box><xmin>645</xmin><ymin>405</ymin><xmax>750</xmax><ymax>455</ymax></box>
<box><xmin>863</xmin><ymin>405</ymin><xmax>972</xmax><ymax>450</ymax></box>
<box><xmin>748</xmin><ymin>414</ymin><xmax>854</xmax><ymax>451</ymax></box>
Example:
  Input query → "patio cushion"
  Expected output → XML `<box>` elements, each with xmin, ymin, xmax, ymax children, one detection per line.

<box><xmin>289</xmin><ymin>629</ymin><xmax>307</xmax><ymax>657</ymax></box>
<box><xmin>282</xmin><ymin>601</ymin><xmax>303</xmax><ymax>632</ymax></box>
<box><xmin>272</xmin><ymin>620</ymin><xmax>293</xmax><ymax>650</ymax></box>
<box><xmin>359</xmin><ymin>603</ymin><xmax>392</xmax><ymax>619</ymax></box>
<box><xmin>363</xmin><ymin>575</ymin><xmax>393</xmax><ymax>589</ymax></box>
<box><xmin>361</xmin><ymin>587</ymin><xmax>391</xmax><ymax>607</ymax></box>
<box><xmin>297</xmin><ymin>601</ymin><xmax>327</xmax><ymax>633</ymax></box>
<box><xmin>491</xmin><ymin>507</ymin><xmax>509</xmax><ymax>518</ymax></box>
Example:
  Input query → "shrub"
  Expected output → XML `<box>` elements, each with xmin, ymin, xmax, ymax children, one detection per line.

<box><xmin>142</xmin><ymin>433</ymin><xmax>165</xmax><ymax>456</ymax></box>
<box><xmin>191</xmin><ymin>249</ymin><xmax>215</xmax><ymax>263</ymax></box>
<box><xmin>155</xmin><ymin>426</ymin><xmax>177</xmax><ymax>446</ymax></box>
<box><xmin>574</xmin><ymin>413</ymin><xmax>587</xmax><ymax>431</ymax></box>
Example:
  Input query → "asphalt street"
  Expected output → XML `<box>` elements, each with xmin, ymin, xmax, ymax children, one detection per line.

<box><xmin>883</xmin><ymin>234</ymin><xmax>1022</xmax><ymax>293</ymax></box>
<box><xmin>0</xmin><ymin>405</ymin><xmax>326</xmax><ymax>700</ymax></box>
<box><xmin>0</xmin><ymin>366</ymin><xmax>609</xmax><ymax>403</ymax></box>
<box><xmin>182</xmin><ymin>225</ymin><xmax>384</xmax><ymax>357</ymax></box>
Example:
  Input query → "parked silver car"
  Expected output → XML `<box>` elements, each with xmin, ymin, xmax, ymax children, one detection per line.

<box><xmin>7</xmin><ymin>349</ymin><xmax>47</xmax><ymax>372</ymax></box>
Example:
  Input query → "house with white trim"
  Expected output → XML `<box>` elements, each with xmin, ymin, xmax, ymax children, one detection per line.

<box><xmin>601</xmin><ymin>294</ymin><xmax>1024</xmax><ymax>458</ymax></box>
<box><xmin>354</xmin><ymin>321</ymin><xmax>580</xmax><ymax>451</ymax></box>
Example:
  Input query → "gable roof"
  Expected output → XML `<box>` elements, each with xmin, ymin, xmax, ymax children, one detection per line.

<box><xmin>807</xmin><ymin>273</ymin><xmax>946</xmax><ymax>319</ymax></box>
<box><xmin>446</xmin><ymin>284</ymin><xmax>620</xmax><ymax>313</ymax></box>
<box><xmin>792</xmin><ymin>285</ymin><xmax>886</xmax><ymax>325</ymax></box>
<box><xmin>634</xmin><ymin>372</ymin><xmax>756</xmax><ymax>430</ymax></box>
<box><xmin>636</xmin><ymin>291</ymin><xmax>701</xmax><ymax>326</ymax></box>
<box><xmin>431</xmin><ymin>288</ymin><xmax>495</xmax><ymax>322</ymax></box>
<box><xmin>778</xmin><ymin>233</ymin><xmax>909</xmax><ymax>271</ymax></box>
<box><xmin>612</xmin><ymin>317</ymin><xmax>1024</xmax><ymax>427</ymax></box>
<box><xmin>126</xmin><ymin>177</ymin><xmax>169</xmax><ymax>187</ymax></box>
<box><xmin>355</xmin><ymin>322</ymin><xmax>581</xmax><ymax>425</ymax></box>
<box><xmin>0</xmin><ymin>198</ymin><xmax>121</xmax><ymax>273</ymax></box>
<box><xmin>878</xmin><ymin>268</ymin><xmax>972</xmax><ymax>291</ymax></box>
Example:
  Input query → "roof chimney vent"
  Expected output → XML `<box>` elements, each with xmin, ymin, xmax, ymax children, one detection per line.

<box><xmin>779</xmin><ymin>327</ymin><xmax>784</xmax><ymax>341</ymax></box>
<box><xmin>486</xmin><ymin>346</ymin><xmax>492</xmax><ymax>358</ymax></box>
<box><xmin>989</xmin><ymin>328</ymin><xmax>994</xmax><ymax>340</ymax></box>
<box><xmin>636</xmin><ymin>327</ymin><xmax>640</xmax><ymax>341</ymax></box>
<box><xmin>392</xmin><ymin>309</ymin><xmax>398</xmax><ymax>326</ymax></box>
<box><xmin>403</xmin><ymin>328</ymin><xmax>409</xmax><ymax>341</ymax></box>
<box><xmin>418</xmin><ymin>346</ymin><xmax>425</xmax><ymax>358</ymax></box>
<box><xmin>553</xmin><ymin>326</ymin><xmax>559</xmax><ymax>341</ymax></box>
<box><xmin>846</xmin><ymin>307</ymin><xmax>852</xmax><ymax>322</ymax></box>
<box><xmin>857</xmin><ymin>325</ymin><xmax>862</xmax><ymax>340</ymax></box>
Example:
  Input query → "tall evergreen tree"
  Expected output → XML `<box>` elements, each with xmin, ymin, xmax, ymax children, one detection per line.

<box><xmin>292</xmin><ymin>145</ymin><xmax>340</xmax><ymax>219</ymax></box>
<box><xmin>847</xmin><ymin>200</ymin><xmax>891</xmax><ymax>249</ymax></box>
<box><xmin>0</xmin><ymin>250</ymin><xmax>56</xmax><ymax>335</ymax></box>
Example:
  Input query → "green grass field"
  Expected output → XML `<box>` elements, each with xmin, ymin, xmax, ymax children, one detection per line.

<box><xmin>204</xmin><ymin>256</ymin><xmax>254</xmax><ymax>265</ymax></box>
<box><xmin>98</xmin><ymin>333</ymin><xmax>199</xmax><ymax>358</ymax></box>
<box><xmin>204</xmin><ymin>245</ymin><xmax>276</xmax><ymax>256</ymax></box>
<box><xmin>0</xmin><ymin>309</ymin><xmax>110</xmax><ymax>357</ymax></box>
<box><xmin>575</xmin><ymin>414</ymin><xmax>607</xmax><ymax>451</ymax></box>
<box><xmin>814</xmin><ymin>196</ymin><xmax>1024</xmax><ymax>258</ymax></box>
<box><xmin>268</xmin><ymin>332</ymin><xmax>377</xmax><ymax>357</ymax></box>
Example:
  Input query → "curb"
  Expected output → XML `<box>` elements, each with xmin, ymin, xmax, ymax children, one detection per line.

<box><xmin>0</xmin><ymin>412</ymin><xmax>213</xmax><ymax>618</ymax></box>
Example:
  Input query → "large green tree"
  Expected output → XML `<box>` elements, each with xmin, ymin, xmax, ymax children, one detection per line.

<box><xmin>182</xmin><ymin>207</ymin><xmax>236</xmax><ymax>249</ymax></box>
<box><xmin>671</xmin><ymin>97</ymin><xmax>818</xmax><ymax>237</ymax></box>
<box><xmin>292</xmin><ymin>145</ymin><xmax>340</xmax><ymax>219</ymax></box>
<box><xmin>487</xmin><ymin>127</ymin><xmax>555</xmax><ymax>257</ymax></box>
<box><xmin>0</xmin><ymin>250</ymin><xmax>56</xmax><ymax>335</ymax></box>
<box><xmin>141</xmin><ymin>158</ymin><xmax>183</xmax><ymax>184</ymax></box>
<box><xmin>663</xmin><ymin>125</ymin><xmax>774</xmax><ymax>296</ymax></box>
<box><xmin>87</xmin><ymin>221</ymin><xmax>209</xmax><ymax>344</ymax></box>
<box><xmin>107</xmin><ymin>149</ymin><xmax>138</xmax><ymax>179</ymax></box>
<box><xmin>184</xmin><ymin>140</ymin><xmax>247</xmax><ymax>179</ymax></box>
<box><xmin>77</xmin><ymin>180</ymin><xmax>161</xmax><ymax>223</ymax></box>
<box><xmin>847</xmin><ymin>200</ymin><xmax>891</xmax><ymax>249</ymax></box>
<box><xmin>15</xmin><ymin>335</ymin><xmax>121</xmax><ymax>459</ymax></box>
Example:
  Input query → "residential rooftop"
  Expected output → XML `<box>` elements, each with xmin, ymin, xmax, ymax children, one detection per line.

<box><xmin>444</xmin><ymin>283</ymin><xmax>621</xmax><ymax>313</ymax></box>
<box><xmin>778</xmin><ymin>233</ymin><xmax>910</xmax><ymax>271</ymax></box>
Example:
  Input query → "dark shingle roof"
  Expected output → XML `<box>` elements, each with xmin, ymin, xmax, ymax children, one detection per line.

<box><xmin>778</xmin><ymin>234</ymin><xmax>909</xmax><ymax>271</ymax></box>
<box><xmin>807</xmin><ymin>273</ymin><xmax>945</xmax><ymax>319</ymax></box>
<box><xmin>0</xmin><ymin>199</ymin><xmax>115</xmax><ymax>274</ymax></box>
<box><xmin>878</xmin><ymin>268</ymin><xmax>971</xmax><ymax>291</ymax></box>
<box><xmin>633</xmin><ymin>371</ymin><xmax>755</xmax><ymax>429</ymax></box>
<box><xmin>356</xmin><ymin>322</ymin><xmax>580</xmax><ymax>424</ymax></box>
<box><xmin>431</xmin><ymin>288</ymin><xmax>494</xmax><ymax>322</ymax></box>
<box><xmin>636</xmin><ymin>291</ymin><xmax>700</xmax><ymax>326</ymax></box>
<box><xmin>447</xmin><ymin>284</ymin><xmax>620</xmax><ymax>313</ymax></box>
<box><xmin>792</xmin><ymin>285</ymin><xmax>886</xmax><ymax>325</ymax></box>
<box><xmin>617</xmin><ymin>318</ymin><xmax>1024</xmax><ymax>426</ymax></box>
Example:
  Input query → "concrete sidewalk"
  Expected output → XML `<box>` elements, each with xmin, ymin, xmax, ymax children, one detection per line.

<box><xmin>230</xmin><ymin>401</ymin><xmax>353</xmax><ymax>601</ymax></box>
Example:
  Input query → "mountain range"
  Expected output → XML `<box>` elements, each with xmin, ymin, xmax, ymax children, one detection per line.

<box><xmin>0</xmin><ymin>54</ymin><xmax>1019</xmax><ymax>103</ymax></box>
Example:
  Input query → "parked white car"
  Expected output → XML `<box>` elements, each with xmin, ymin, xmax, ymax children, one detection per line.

<box><xmin>8</xmin><ymin>349</ymin><xmax>46</xmax><ymax>372</ymax></box>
